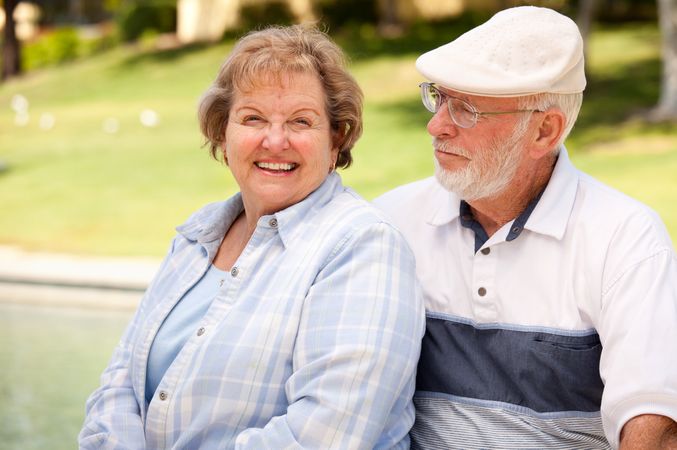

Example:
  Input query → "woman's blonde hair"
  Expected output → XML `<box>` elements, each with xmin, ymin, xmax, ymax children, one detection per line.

<box><xmin>198</xmin><ymin>25</ymin><xmax>363</xmax><ymax>169</ymax></box>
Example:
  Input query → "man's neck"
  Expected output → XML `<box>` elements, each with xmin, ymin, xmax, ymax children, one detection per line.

<box><xmin>467</xmin><ymin>155</ymin><xmax>557</xmax><ymax>237</ymax></box>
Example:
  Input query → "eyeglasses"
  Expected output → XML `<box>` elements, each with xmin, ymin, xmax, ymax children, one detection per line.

<box><xmin>419</xmin><ymin>82</ymin><xmax>540</xmax><ymax>128</ymax></box>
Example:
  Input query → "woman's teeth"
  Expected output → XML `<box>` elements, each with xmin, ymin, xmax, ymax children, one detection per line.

<box><xmin>256</xmin><ymin>162</ymin><xmax>297</xmax><ymax>171</ymax></box>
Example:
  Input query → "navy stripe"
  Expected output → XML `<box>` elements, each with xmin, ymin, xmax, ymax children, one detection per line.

<box><xmin>417</xmin><ymin>315</ymin><xmax>604</xmax><ymax>413</ymax></box>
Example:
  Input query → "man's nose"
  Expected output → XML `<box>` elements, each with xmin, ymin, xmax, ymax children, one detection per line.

<box><xmin>427</xmin><ymin>105</ymin><xmax>458</xmax><ymax>139</ymax></box>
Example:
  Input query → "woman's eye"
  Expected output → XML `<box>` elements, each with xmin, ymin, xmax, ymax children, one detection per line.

<box><xmin>293</xmin><ymin>118</ymin><xmax>311</xmax><ymax>127</ymax></box>
<box><xmin>242</xmin><ymin>115</ymin><xmax>264</xmax><ymax>124</ymax></box>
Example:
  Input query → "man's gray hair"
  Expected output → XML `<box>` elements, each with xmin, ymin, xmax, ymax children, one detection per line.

<box><xmin>518</xmin><ymin>92</ymin><xmax>583</xmax><ymax>151</ymax></box>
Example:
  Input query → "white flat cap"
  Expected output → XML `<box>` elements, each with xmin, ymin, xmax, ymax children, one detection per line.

<box><xmin>416</xmin><ymin>6</ymin><xmax>586</xmax><ymax>97</ymax></box>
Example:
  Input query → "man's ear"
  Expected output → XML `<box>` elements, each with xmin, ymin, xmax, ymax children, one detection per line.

<box><xmin>530</xmin><ymin>108</ymin><xmax>566</xmax><ymax>160</ymax></box>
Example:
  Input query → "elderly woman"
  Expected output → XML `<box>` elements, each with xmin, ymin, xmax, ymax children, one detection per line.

<box><xmin>79</xmin><ymin>26</ymin><xmax>424</xmax><ymax>449</ymax></box>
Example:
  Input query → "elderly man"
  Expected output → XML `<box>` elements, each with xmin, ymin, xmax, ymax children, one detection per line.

<box><xmin>375</xmin><ymin>6</ymin><xmax>677</xmax><ymax>450</ymax></box>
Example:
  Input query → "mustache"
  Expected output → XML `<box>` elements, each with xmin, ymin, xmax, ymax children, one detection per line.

<box><xmin>433</xmin><ymin>138</ymin><xmax>470</xmax><ymax>158</ymax></box>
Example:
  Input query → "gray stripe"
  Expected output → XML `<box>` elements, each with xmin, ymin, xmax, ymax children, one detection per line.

<box><xmin>411</xmin><ymin>395</ymin><xmax>610</xmax><ymax>450</ymax></box>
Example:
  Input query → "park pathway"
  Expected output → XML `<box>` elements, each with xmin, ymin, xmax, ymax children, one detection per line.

<box><xmin>0</xmin><ymin>246</ymin><xmax>160</xmax><ymax>311</ymax></box>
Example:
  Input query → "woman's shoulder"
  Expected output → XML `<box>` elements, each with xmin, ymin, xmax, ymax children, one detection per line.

<box><xmin>314</xmin><ymin>186</ymin><xmax>398</xmax><ymax>232</ymax></box>
<box><xmin>176</xmin><ymin>195</ymin><xmax>243</xmax><ymax>242</ymax></box>
<box><xmin>295</xmin><ymin>187</ymin><xmax>414</xmax><ymax>261</ymax></box>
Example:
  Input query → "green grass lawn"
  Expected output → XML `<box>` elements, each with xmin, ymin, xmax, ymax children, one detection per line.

<box><xmin>1</xmin><ymin>23</ymin><xmax>675</xmax><ymax>256</ymax></box>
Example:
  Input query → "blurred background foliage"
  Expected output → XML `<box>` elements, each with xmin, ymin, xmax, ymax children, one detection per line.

<box><xmin>0</xmin><ymin>3</ymin><xmax>675</xmax><ymax>446</ymax></box>
<box><xmin>1</xmin><ymin>0</ymin><xmax>676</xmax><ymax>257</ymax></box>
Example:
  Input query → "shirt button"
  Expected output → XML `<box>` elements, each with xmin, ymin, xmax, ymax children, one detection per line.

<box><xmin>230</xmin><ymin>266</ymin><xmax>239</xmax><ymax>277</ymax></box>
<box><xmin>197</xmin><ymin>327</ymin><xmax>205</xmax><ymax>336</ymax></box>
<box><xmin>478</xmin><ymin>287</ymin><xmax>487</xmax><ymax>297</ymax></box>
<box><xmin>481</xmin><ymin>247</ymin><xmax>491</xmax><ymax>255</ymax></box>
<box><xmin>511</xmin><ymin>226</ymin><xmax>522</xmax><ymax>234</ymax></box>
<box><xmin>158</xmin><ymin>391</ymin><xmax>168</xmax><ymax>401</ymax></box>
<box><xmin>269</xmin><ymin>218</ymin><xmax>278</xmax><ymax>228</ymax></box>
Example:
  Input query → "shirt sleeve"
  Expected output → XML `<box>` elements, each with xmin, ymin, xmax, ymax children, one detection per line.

<box><xmin>78</xmin><ymin>239</ymin><xmax>178</xmax><ymax>450</ymax></box>
<box><xmin>235</xmin><ymin>222</ymin><xmax>425</xmax><ymax>449</ymax></box>
<box><xmin>598</xmin><ymin>245</ymin><xmax>677</xmax><ymax>448</ymax></box>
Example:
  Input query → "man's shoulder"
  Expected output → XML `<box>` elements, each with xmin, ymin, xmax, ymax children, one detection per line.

<box><xmin>373</xmin><ymin>176</ymin><xmax>443</xmax><ymax>212</ymax></box>
<box><xmin>576</xmin><ymin>171</ymin><xmax>664</xmax><ymax>223</ymax></box>
<box><xmin>572</xmin><ymin>170</ymin><xmax>674</xmax><ymax>252</ymax></box>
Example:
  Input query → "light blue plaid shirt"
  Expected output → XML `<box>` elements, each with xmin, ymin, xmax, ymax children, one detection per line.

<box><xmin>79</xmin><ymin>172</ymin><xmax>425</xmax><ymax>449</ymax></box>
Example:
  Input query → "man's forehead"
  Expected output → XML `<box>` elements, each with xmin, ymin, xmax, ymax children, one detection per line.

<box><xmin>437</xmin><ymin>84</ymin><xmax>521</xmax><ymax>106</ymax></box>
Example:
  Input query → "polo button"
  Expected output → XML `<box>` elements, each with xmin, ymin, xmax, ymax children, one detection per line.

<box><xmin>269</xmin><ymin>218</ymin><xmax>278</xmax><ymax>228</ymax></box>
<box><xmin>159</xmin><ymin>391</ymin><xmax>168</xmax><ymax>401</ymax></box>
<box><xmin>481</xmin><ymin>247</ymin><xmax>491</xmax><ymax>255</ymax></box>
<box><xmin>230</xmin><ymin>267</ymin><xmax>239</xmax><ymax>277</ymax></box>
<box><xmin>511</xmin><ymin>226</ymin><xmax>522</xmax><ymax>234</ymax></box>
<box><xmin>478</xmin><ymin>287</ymin><xmax>487</xmax><ymax>297</ymax></box>
<box><xmin>197</xmin><ymin>327</ymin><xmax>205</xmax><ymax>336</ymax></box>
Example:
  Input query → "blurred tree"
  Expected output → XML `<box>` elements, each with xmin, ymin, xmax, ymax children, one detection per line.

<box><xmin>576</xmin><ymin>0</ymin><xmax>598</xmax><ymax>77</ymax></box>
<box><xmin>577</xmin><ymin>0</ymin><xmax>597</xmax><ymax>42</ymax></box>
<box><xmin>378</xmin><ymin>0</ymin><xmax>403</xmax><ymax>37</ymax></box>
<box><xmin>315</xmin><ymin>0</ymin><xmax>378</xmax><ymax>31</ymax></box>
<box><xmin>117</xmin><ymin>0</ymin><xmax>176</xmax><ymax>42</ymax></box>
<box><xmin>36</xmin><ymin>0</ymin><xmax>110</xmax><ymax>24</ymax></box>
<box><xmin>2</xmin><ymin>0</ymin><xmax>22</xmax><ymax>80</ymax></box>
<box><xmin>652</xmin><ymin>0</ymin><xmax>677</xmax><ymax>119</ymax></box>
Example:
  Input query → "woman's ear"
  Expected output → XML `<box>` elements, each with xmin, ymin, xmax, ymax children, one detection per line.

<box><xmin>220</xmin><ymin>141</ymin><xmax>228</xmax><ymax>165</ymax></box>
<box><xmin>530</xmin><ymin>108</ymin><xmax>566</xmax><ymax>160</ymax></box>
<box><xmin>329</xmin><ymin>147</ymin><xmax>339</xmax><ymax>173</ymax></box>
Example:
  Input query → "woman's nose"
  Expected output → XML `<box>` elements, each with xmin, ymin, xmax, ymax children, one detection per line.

<box><xmin>262</xmin><ymin>123</ymin><xmax>290</xmax><ymax>151</ymax></box>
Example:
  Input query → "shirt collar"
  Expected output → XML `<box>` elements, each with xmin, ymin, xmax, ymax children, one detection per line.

<box><xmin>524</xmin><ymin>145</ymin><xmax>579</xmax><ymax>240</ymax></box>
<box><xmin>175</xmin><ymin>172</ymin><xmax>344</xmax><ymax>250</ymax></box>
<box><xmin>424</xmin><ymin>145</ymin><xmax>579</xmax><ymax>242</ymax></box>
<box><xmin>270</xmin><ymin>171</ymin><xmax>343</xmax><ymax>248</ymax></box>
<box><xmin>427</xmin><ymin>180</ymin><xmax>461</xmax><ymax>226</ymax></box>
<box><xmin>175</xmin><ymin>193</ymin><xmax>244</xmax><ymax>257</ymax></box>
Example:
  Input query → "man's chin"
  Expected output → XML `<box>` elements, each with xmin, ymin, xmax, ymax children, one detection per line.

<box><xmin>434</xmin><ymin>168</ymin><xmax>470</xmax><ymax>195</ymax></box>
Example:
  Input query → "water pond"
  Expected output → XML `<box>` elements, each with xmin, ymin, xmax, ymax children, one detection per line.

<box><xmin>0</xmin><ymin>303</ymin><xmax>132</xmax><ymax>450</ymax></box>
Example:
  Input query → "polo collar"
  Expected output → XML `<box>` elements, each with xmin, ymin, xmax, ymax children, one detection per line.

<box><xmin>524</xmin><ymin>145</ymin><xmax>579</xmax><ymax>240</ymax></box>
<box><xmin>424</xmin><ymin>145</ymin><xmax>579</xmax><ymax>242</ymax></box>
<box><xmin>427</xmin><ymin>180</ymin><xmax>461</xmax><ymax>226</ymax></box>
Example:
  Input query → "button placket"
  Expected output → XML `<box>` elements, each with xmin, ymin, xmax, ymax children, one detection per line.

<box><xmin>471</xmin><ymin>242</ymin><xmax>498</xmax><ymax>321</ymax></box>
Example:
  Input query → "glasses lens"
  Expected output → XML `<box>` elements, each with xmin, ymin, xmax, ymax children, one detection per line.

<box><xmin>448</xmin><ymin>97</ymin><xmax>476</xmax><ymax>128</ymax></box>
<box><xmin>420</xmin><ymin>83</ymin><xmax>439</xmax><ymax>114</ymax></box>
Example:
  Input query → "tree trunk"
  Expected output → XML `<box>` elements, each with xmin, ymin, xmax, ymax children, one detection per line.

<box><xmin>378</xmin><ymin>0</ymin><xmax>403</xmax><ymax>38</ymax></box>
<box><xmin>651</xmin><ymin>0</ymin><xmax>677</xmax><ymax>120</ymax></box>
<box><xmin>2</xmin><ymin>0</ymin><xmax>22</xmax><ymax>81</ymax></box>
<box><xmin>576</xmin><ymin>0</ymin><xmax>597</xmax><ymax>77</ymax></box>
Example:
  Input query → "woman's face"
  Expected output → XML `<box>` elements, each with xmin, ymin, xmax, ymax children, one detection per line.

<box><xmin>225</xmin><ymin>72</ymin><xmax>338</xmax><ymax>218</ymax></box>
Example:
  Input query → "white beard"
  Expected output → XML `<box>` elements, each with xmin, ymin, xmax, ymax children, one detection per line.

<box><xmin>433</xmin><ymin>123</ymin><xmax>528</xmax><ymax>201</ymax></box>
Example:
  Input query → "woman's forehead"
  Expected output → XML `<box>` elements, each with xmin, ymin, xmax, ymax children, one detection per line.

<box><xmin>233</xmin><ymin>69</ymin><xmax>320</xmax><ymax>93</ymax></box>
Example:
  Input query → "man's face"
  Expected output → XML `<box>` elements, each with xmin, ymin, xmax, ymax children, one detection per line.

<box><xmin>427</xmin><ymin>89</ymin><xmax>531</xmax><ymax>201</ymax></box>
